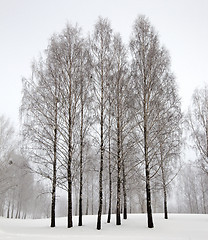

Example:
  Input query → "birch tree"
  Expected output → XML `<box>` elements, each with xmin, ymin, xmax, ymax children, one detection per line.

<box><xmin>112</xmin><ymin>33</ymin><xmax>128</xmax><ymax>225</ymax></box>
<box><xmin>21</xmin><ymin>53</ymin><xmax>60</xmax><ymax>227</ymax></box>
<box><xmin>78</xmin><ymin>42</ymin><xmax>92</xmax><ymax>227</ymax></box>
<box><xmin>156</xmin><ymin>73</ymin><xmax>182</xmax><ymax>219</ymax></box>
<box><xmin>130</xmin><ymin>15</ymin><xmax>178</xmax><ymax>228</ymax></box>
<box><xmin>91</xmin><ymin>17</ymin><xmax>113</xmax><ymax>230</ymax></box>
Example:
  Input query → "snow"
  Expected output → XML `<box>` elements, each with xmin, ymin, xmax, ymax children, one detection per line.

<box><xmin>0</xmin><ymin>214</ymin><xmax>207</xmax><ymax>240</ymax></box>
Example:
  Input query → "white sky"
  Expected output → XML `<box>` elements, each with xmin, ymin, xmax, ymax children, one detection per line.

<box><xmin>0</xmin><ymin>0</ymin><xmax>208</xmax><ymax>125</ymax></box>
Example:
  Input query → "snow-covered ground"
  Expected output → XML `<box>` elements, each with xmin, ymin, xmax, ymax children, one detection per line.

<box><xmin>0</xmin><ymin>214</ymin><xmax>207</xmax><ymax>240</ymax></box>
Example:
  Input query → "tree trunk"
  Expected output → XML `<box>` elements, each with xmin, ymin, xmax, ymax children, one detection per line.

<box><xmin>91</xmin><ymin>176</ymin><xmax>94</xmax><ymax>215</ymax></box>
<box><xmin>143</xmin><ymin>78</ymin><xmax>154</xmax><ymax>228</ymax></box>
<box><xmin>79</xmin><ymin>82</ymin><xmax>84</xmax><ymax>226</ymax></box>
<box><xmin>15</xmin><ymin>209</ymin><xmax>18</xmax><ymax>219</ymax></box>
<box><xmin>50</xmin><ymin>95</ymin><xmax>58</xmax><ymax>228</ymax></box>
<box><xmin>85</xmin><ymin>175</ymin><xmax>89</xmax><ymax>215</ymax></box>
<box><xmin>97</xmin><ymin>143</ymin><xmax>103</xmax><ymax>230</ymax></box>
<box><xmin>107</xmin><ymin>166</ymin><xmax>112</xmax><ymax>223</ymax></box>
<box><xmin>161</xmin><ymin>161</ymin><xmax>168</xmax><ymax>219</ymax></box>
<box><xmin>144</xmin><ymin>115</ymin><xmax>154</xmax><ymax>228</ymax></box>
<box><xmin>145</xmin><ymin>165</ymin><xmax>154</xmax><ymax>228</ymax></box>
<box><xmin>11</xmin><ymin>204</ymin><xmax>14</xmax><ymax>218</ymax></box>
<box><xmin>67</xmin><ymin>150</ymin><xmax>73</xmax><ymax>228</ymax></box>
<box><xmin>51</xmin><ymin>178</ymin><xmax>56</xmax><ymax>227</ymax></box>
<box><xmin>7</xmin><ymin>201</ymin><xmax>10</xmax><ymax>218</ymax></box>
<box><xmin>122</xmin><ymin>161</ymin><xmax>127</xmax><ymax>219</ymax></box>
<box><xmin>78</xmin><ymin>166</ymin><xmax>83</xmax><ymax>222</ymax></box>
<box><xmin>129</xmin><ymin>195</ymin><xmax>132</xmax><ymax>214</ymax></box>
<box><xmin>121</xmin><ymin>130</ymin><xmax>127</xmax><ymax>220</ymax></box>
<box><xmin>107</xmin><ymin>160</ymin><xmax>112</xmax><ymax>223</ymax></box>
<box><xmin>163</xmin><ymin>185</ymin><xmax>168</xmax><ymax>219</ymax></box>
<box><xmin>116</xmin><ymin>78</ymin><xmax>121</xmax><ymax>226</ymax></box>
<box><xmin>116</xmin><ymin>158</ymin><xmax>121</xmax><ymax>225</ymax></box>
<box><xmin>107</xmin><ymin>100</ymin><xmax>112</xmax><ymax>223</ymax></box>
<box><xmin>85</xmin><ymin>195</ymin><xmax>89</xmax><ymax>215</ymax></box>
<box><xmin>75</xmin><ymin>187</ymin><xmax>78</xmax><ymax>216</ymax></box>
<box><xmin>67</xmin><ymin>90</ymin><xmax>73</xmax><ymax>228</ymax></box>
<box><xmin>67</xmin><ymin>135</ymin><xmax>73</xmax><ymax>228</ymax></box>
<box><xmin>97</xmin><ymin>73</ymin><xmax>104</xmax><ymax>230</ymax></box>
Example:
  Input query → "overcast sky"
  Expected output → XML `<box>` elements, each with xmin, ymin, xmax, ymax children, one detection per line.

<box><xmin>1</xmin><ymin>0</ymin><xmax>208</xmax><ymax>125</ymax></box>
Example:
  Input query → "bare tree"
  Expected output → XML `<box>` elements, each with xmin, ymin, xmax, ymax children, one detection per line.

<box><xmin>78</xmin><ymin>42</ymin><xmax>92</xmax><ymax>227</ymax></box>
<box><xmin>155</xmin><ymin>74</ymin><xmax>182</xmax><ymax>219</ymax></box>
<box><xmin>186</xmin><ymin>85</ymin><xmax>208</xmax><ymax>174</ymax></box>
<box><xmin>106</xmin><ymin>71</ymin><xmax>114</xmax><ymax>224</ymax></box>
<box><xmin>21</xmin><ymin>52</ymin><xmax>60</xmax><ymax>227</ymax></box>
<box><xmin>111</xmin><ymin>33</ymin><xmax>128</xmax><ymax>225</ymax></box>
<box><xmin>90</xmin><ymin>17</ymin><xmax>113</xmax><ymax>230</ymax></box>
<box><xmin>130</xmin><ymin>15</ymin><xmax>178</xmax><ymax>228</ymax></box>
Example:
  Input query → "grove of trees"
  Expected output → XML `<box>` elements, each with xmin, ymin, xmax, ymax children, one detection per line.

<box><xmin>1</xmin><ymin>15</ymin><xmax>207</xmax><ymax>231</ymax></box>
<box><xmin>19</xmin><ymin>15</ymin><xmax>182</xmax><ymax>229</ymax></box>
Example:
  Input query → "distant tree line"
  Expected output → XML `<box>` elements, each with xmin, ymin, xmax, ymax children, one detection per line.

<box><xmin>181</xmin><ymin>85</ymin><xmax>208</xmax><ymax>214</ymax></box>
<box><xmin>0</xmin><ymin>115</ymin><xmax>51</xmax><ymax>219</ymax></box>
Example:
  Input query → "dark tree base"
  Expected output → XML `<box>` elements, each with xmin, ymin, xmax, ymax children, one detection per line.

<box><xmin>97</xmin><ymin>218</ymin><xmax>101</xmax><ymax>230</ymax></box>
